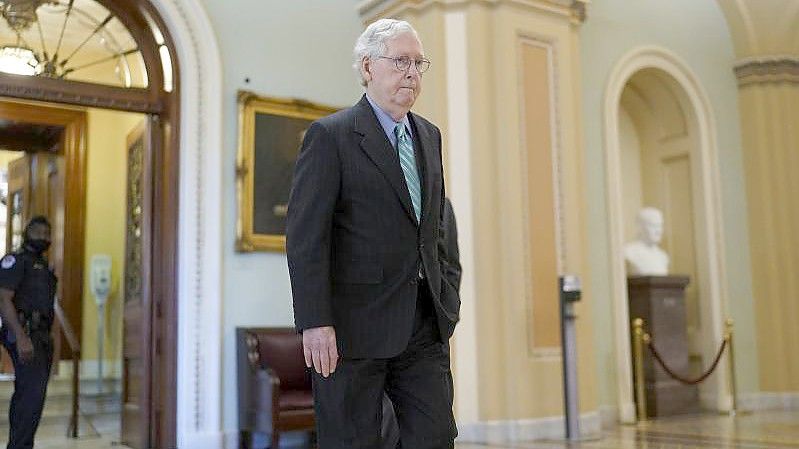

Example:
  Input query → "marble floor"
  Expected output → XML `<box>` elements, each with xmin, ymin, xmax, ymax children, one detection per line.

<box><xmin>0</xmin><ymin>410</ymin><xmax>797</xmax><ymax>448</ymax></box>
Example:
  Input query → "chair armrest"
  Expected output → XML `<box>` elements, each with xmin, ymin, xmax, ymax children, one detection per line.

<box><xmin>252</xmin><ymin>367</ymin><xmax>281</xmax><ymax>434</ymax></box>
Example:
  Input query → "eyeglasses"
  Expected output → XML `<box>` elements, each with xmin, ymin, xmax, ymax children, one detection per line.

<box><xmin>377</xmin><ymin>55</ymin><xmax>431</xmax><ymax>74</ymax></box>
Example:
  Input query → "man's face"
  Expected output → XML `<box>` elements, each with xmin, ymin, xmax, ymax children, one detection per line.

<box><xmin>27</xmin><ymin>223</ymin><xmax>51</xmax><ymax>243</ymax></box>
<box><xmin>363</xmin><ymin>32</ymin><xmax>424</xmax><ymax>117</ymax></box>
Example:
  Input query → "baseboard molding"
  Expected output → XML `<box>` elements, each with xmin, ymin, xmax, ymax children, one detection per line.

<box><xmin>456</xmin><ymin>411</ymin><xmax>601</xmax><ymax>443</ymax></box>
<box><xmin>739</xmin><ymin>392</ymin><xmax>799</xmax><ymax>411</ymax></box>
<box><xmin>182</xmin><ymin>431</ymin><xmax>225</xmax><ymax>449</ymax></box>
<box><xmin>594</xmin><ymin>392</ymin><xmax>798</xmax><ymax>430</ymax></box>
<box><xmin>223</xmin><ymin>430</ymin><xmax>311</xmax><ymax>449</ymax></box>
<box><xmin>223</xmin><ymin>431</ymin><xmax>238</xmax><ymax>449</ymax></box>
<box><xmin>53</xmin><ymin>359</ymin><xmax>122</xmax><ymax>380</ymax></box>
<box><xmin>226</xmin><ymin>416</ymin><xmax>603</xmax><ymax>448</ymax></box>
<box><xmin>79</xmin><ymin>359</ymin><xmax>123</xmax><ymax>379</ymax></box>
<box><xmin>598</xmin><ymin>405</ymin><xmax>618</xmax><ymax>429</ymax></box>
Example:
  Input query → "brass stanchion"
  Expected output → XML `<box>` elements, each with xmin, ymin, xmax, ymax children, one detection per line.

<box><xmin>726</xmin><ymin>318</ymin><xmax>740</xmax><ymax>415</ymax></box>
<box><xmin>632</xmin><ymin>318</ymin><xmax>647</xmax><ymax>422</ymax></box>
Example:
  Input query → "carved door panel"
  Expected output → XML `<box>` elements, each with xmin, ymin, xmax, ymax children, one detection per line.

<box><xmin>121</xmin><ymin>119</ymin><xmax>153</xmax><ymax>449</ymax></box>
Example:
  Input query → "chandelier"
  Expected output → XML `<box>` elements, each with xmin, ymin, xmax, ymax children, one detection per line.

<box><xmin>0</xmin><ymin>0</ymin><xmax>46</xmax><ymax>74</ymax></box>
<box><xmin>1</xmin><ymin>0</ymin><xmax>47</xmax><ymax>32</ymax></box>
<box><xmin>0</xmin><ymin>0</ymin><xmax>144</xmax><ymax>87</ymax></box>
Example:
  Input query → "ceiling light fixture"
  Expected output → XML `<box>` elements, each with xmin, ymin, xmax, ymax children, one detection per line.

<box><xmin>0</xmin><ymin>45</ymin><xmax>39</xmax><ymax>75</ymax></box>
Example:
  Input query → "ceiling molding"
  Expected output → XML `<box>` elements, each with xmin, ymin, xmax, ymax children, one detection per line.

<box><xmin>357</xmin><ymin>0</ymin><xmax>589</xmax><ymax>25</ymax></box>
<box><xmin>733</xmin><ymin>55</ymin><xmax>799</xmax><ymax>86</ymax></box>
<box><xmin>715</xmin><ymin>0</ymin><xmax>799</xmax><ymax>58</ymax></box>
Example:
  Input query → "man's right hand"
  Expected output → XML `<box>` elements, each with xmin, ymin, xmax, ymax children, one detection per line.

<box><xmin>302</xmin><ymin>325</ymin><xmax>338</xmax><ymax>378</ymax></box>
<box><xmin>17</xmin><ymin>334</ymin><xmax>34</xmax><ymax>363</ymax></box>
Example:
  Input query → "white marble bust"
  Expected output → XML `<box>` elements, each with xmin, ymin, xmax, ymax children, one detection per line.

<box><xmin>624</xmin><ymin>207</ymin><xmax>669</xmax><ymax>276</ymax></box>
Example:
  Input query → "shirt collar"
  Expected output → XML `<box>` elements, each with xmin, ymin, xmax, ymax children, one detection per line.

<box><xmin>365</xmin><ymin>94</ymin><xmax>412</xmax><ymax>141</ymax></box>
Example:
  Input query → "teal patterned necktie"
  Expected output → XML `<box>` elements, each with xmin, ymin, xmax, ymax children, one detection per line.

<box><xmin>394</xmin><ymin>123</ymin><xmax>422</xmax><ymax>222</ymax></box>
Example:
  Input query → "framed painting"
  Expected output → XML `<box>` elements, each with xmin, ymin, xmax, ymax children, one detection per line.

<box><xmin>236</xmin><ymin>91</ymin><xmax>339</xmax><ymax>251</ymax></box>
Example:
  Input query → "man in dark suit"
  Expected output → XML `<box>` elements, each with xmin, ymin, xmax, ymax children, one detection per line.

<box><xmin>382</xmin><ymin>196</ymin><xmax>461</xmax><ymax>448</ymax></box>
<box><xmin>287</xmin><ymin>18</ymin><xmax>459</xmax><ymax>449</ymax></box>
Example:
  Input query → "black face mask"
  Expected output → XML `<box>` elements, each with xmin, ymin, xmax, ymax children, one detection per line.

<box><xmin>25</xmin><ymin>239</ymin><xmax>51</xmax><ymax>254</ymax></box>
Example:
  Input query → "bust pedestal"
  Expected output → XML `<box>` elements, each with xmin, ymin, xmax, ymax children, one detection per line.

<box><xmin>627</xmin><ymin>275</ymin><xmax>700</xmax><ymax>417</ymax></box>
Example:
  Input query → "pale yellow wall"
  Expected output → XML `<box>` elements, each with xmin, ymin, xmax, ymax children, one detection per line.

<box><xmin>366</xmin><ymin>0</ymin><xmax>596</xmax><ymax>424</ymax></box>
<box><xmin>618</xmin><ymin>106</ymin><xmax>643</xmax><ymax>243</ymax></box>
<box><xmin>0</xmin><ymin>151</ymin><xmax>22</xmax><ymax>168</ymax></box>
<box><xmin>479</xmin><ymin>1</ymin><xmax>596</xmax><ymax>421</ymax></box>
<box><xmin>715</xmin><ymin>0</ymin><xmax>799</xmax><ymax>393</ymax></box>
<box><xmin>715</xmin><ymin>1</ymin><xmax>799</xmax><ymax>58</ymax></box>
<box><xmin>80</xmin><ymin>108</ymin><xmax>145</xmax><ymax>377</ymax></box>
<box><xmin>738</xmin><ymin>81</ymin><xmax>799</xmax><ymax>391</ymax></box>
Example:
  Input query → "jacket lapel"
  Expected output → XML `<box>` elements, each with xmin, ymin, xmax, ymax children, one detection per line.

<box><xmin>353</xmin><ymin>96</ymin><xmax>417</xmax><ymax>224</ymax></box>
<box><xmin>410</xmin><ymin>113</ymin><xmax>437</xmax><ymax>227</ymax></box>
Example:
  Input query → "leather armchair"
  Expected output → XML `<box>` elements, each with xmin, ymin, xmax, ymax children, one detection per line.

<box><xmin>237</xmin><ymin>327</ymin><xmax>315</xmax><ymax>448</ymax></box>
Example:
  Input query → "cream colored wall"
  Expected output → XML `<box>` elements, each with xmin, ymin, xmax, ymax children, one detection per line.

<box><xmin>618</xmin><ymin>106</ymin><xmax>643</xmax><ymax>243</ymax></box>
<box><xmin>80</xmin><ymin>108</ymin><xmax>145</xmax><ymax>378</ymax></box>
<box><xmin>363</xmin><ymin>0</ymin><xmax>596</xmax><ymax>426</ymax></box>
<box><xmin>0</xmin><ymin>151</ymin><xmax>22</xmax><ymax>168</ymax></box>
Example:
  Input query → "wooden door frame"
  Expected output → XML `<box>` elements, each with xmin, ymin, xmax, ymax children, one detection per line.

<box><xmin>0</xmin><ymin>1</ymin><xmax>181</xmax><ymax>446</ymax></box>
<box><xmin>0</xmin><ymin>101</ymin><xmax>87</xmax><ymax>364</ymax></box>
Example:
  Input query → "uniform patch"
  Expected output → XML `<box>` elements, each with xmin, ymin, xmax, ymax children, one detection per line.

<box><xmin>1</xmin><ymin>255</ymin><xmax>15</xmax><ymax>269</ymax></box>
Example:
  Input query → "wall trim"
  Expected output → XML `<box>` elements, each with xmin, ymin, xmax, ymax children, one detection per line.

<box><xmin>734</xmin><ymin>55</ymin><xmax>799</xmax><ymax>86</ymax></box>
<box><xmin>602</xmin><ymin>46</ymin><xmax>731</xmax><ymax>423</ymax></box>
<box><xmin>515</xmin><ymin>33</ymin><xmax>568</xmax><ymax>354</ymax></box>
<box><xmin>598</xmin><ymin>405</ymin><xmax>618</xmax><ymax>429</ymax></box>
<box><xmin>457</xmin><ymin>412</ymin><xmax>600</xmax><ymax>443</ymax></box>
<box><xmin>357</xmin><ymin>0</ymin><xmax>587</xmax><ymax>24</ymax></box>
<box><xmin>739</xmin><ymin>392</ymin><xmax>799</xmax><ymax>411</ymax></box>
<box><xmin>223</xmin><ymin>430</ymin><xmax>310</xmax><ymax>449</ymax></box>
<box><xmin>443</xmin><ymin>7</ymin><xmax>481</xmax><ymax>425</ymax></box>
<box><xmin>150</xmin><ymin>0</ymin><xmax>224</xmax><ymax>446</ymax></box>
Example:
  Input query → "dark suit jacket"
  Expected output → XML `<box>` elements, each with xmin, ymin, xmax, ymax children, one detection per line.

<box><xmin>287</xmin><ymin>95</ymin><xmax>458</xmax><ymax>358</ymax></box>
<box><xmin>439</xmin><ymin>198</ymin><xmax>461</xmax><ymax>293</ymax></box>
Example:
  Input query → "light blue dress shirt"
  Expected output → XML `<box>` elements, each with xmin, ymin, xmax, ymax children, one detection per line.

<box><xmin>365</xmin><ymin>94</ymin><xmax>413</xmax><ymax>148</ymax></box>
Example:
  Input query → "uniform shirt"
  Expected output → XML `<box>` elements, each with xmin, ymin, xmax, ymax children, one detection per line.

<box><xmin>0</xmin><ymin>249</ymin><xmax>57</xmax><ymax>315</ymax></box>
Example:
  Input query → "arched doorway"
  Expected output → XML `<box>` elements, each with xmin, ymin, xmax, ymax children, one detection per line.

<box><xmin>0</xmin><ymin>0</ymin><xmax>181</xmax><ymax>447</ymax></box>
<box><xmin>603</xmin><ymin>47</ymin><xmax>731</xmax><ymax>423</ymax></box>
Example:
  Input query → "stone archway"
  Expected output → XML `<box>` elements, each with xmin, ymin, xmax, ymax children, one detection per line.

<box><xmin>603</xmin><ymin>46</ymin><xmax>730</xmax><ymax>423</ymax></box>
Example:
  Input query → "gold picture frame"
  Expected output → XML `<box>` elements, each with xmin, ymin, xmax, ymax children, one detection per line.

<box><xmin>236</xmin><ymin>91</ymin><xmax>339</xmax><ymax>252</ymax></box>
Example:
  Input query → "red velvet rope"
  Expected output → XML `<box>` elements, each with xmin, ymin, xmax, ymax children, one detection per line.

<box><xmin>645</xmin><ymin>337</ymin><xmax>728</xmax><ymax>385</ymax></box>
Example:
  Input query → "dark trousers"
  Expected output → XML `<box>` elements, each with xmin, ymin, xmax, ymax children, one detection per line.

<box><xmin>312</xmin><ymin>282</ymin><xmax>456</xmax><ymax>449</ymax></box>
<box><xmin>2</xmin><ymin>333</ymin><xmax>53</xmax><ymax>449</ymax></box>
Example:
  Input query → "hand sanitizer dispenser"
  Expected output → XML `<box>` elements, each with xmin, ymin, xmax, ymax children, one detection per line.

<box><xmin>91</xmin><ymin>255</ymin><xmax>112</xmax><ymax>305</ymax></box>
<box><xmin>91</xmin><ymin>254</ymin><xmax>112</xmax><ymax>394</ymax></box>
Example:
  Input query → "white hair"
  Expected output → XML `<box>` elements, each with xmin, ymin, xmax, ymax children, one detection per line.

<box><xmin>353</xmin><ymin>18</ymin><xmax>419</xmax><ymax>86</ymax></box>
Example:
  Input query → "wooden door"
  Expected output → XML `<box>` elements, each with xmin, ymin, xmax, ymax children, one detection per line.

<box><xmin>0</xmin><ymin>152</ymin><xmax>67</xmax><ymax>368</ymax></box>
<box><xmin>1</xmin><ymin>155</ymin><xmax>30</xmax><ymax>374</ymax></box>
<box><xmin>5</xmin><ymin>155</ymin><xmax>30</xmax><ymax>252</ymax></box>
<box><xmin>121</xmin><ymin>119</ymin><xmax>153</xmax><ymax>449</ymax></box>
<box><xmin>37</xmin><ymin>153</ymin><xmax>67</xmax><ymax>362</ymax></box>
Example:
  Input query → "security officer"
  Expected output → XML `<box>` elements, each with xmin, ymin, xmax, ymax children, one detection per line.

<box><xmin>0</xmin><ymin>216</ymin><xmax>57</xmax><ymax>449</ymax></box>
